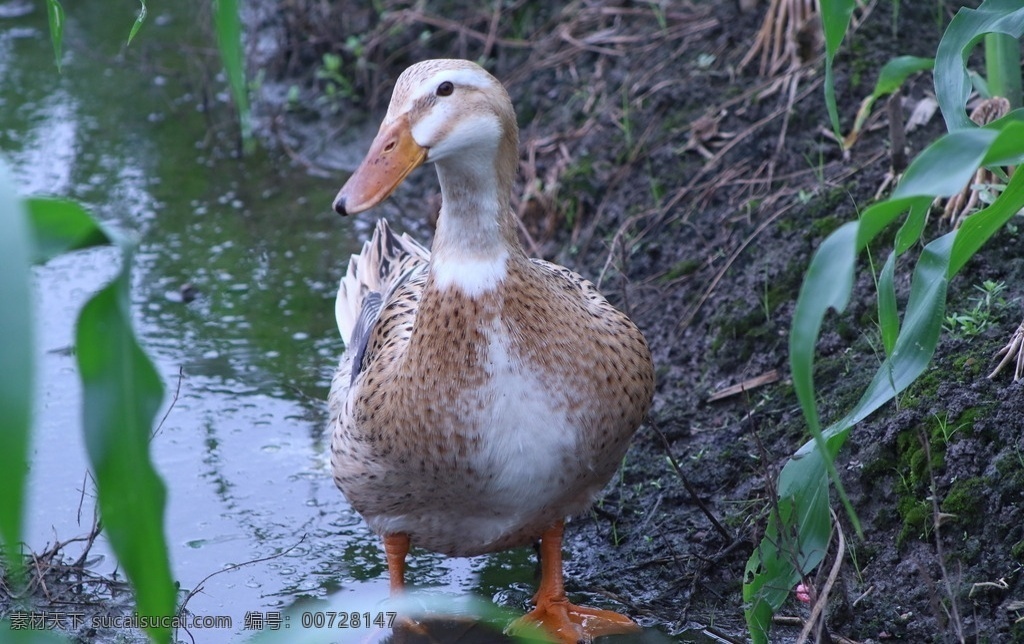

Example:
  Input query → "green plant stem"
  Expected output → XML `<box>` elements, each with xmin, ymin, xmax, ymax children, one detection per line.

<box><xmin>985</xmin><ymin>32</ymin><xmax>1023</xmax><ymax>108</ymax></box>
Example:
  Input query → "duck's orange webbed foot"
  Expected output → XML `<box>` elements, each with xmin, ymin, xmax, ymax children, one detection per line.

<box><xmin>507</xmin><ymin>521</ymin><xmax>639</xmax><ymax>643</ymax></box>
<box><xmin>514</xmin><ymin>596</ymin><xmax>638</xmax><ymax>643</ymax></box>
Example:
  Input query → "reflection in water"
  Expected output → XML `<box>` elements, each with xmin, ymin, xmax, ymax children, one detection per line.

<box><xmin>13</xmin><ymin>97</ymin><xmax>77</xmax><ymax>195</ymax></box>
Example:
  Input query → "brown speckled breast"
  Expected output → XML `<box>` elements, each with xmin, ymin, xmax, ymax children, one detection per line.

<box><xmin>329</xmin><ymin>253</ymin><xmax>654</xmax><ymax>556</ymax></box>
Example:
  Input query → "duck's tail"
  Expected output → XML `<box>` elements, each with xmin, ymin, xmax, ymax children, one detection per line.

<box><xmin>335</xmin><ymin>219</ymin><xmax>430</xmax><ymax>345</ymax></box>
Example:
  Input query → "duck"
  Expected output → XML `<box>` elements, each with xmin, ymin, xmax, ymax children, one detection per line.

<box><xmin>327</xmin><ymin>58</ymin><xmax>655</xmax><ymax>643</ymax></box>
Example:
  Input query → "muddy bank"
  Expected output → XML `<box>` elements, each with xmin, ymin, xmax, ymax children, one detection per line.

<box><xmin>249</xmin><ymin>1</ymin><xmax>1024</xmax><ymax>641</ymax></box>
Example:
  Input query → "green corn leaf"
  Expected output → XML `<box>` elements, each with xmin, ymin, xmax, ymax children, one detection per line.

<box><xmin>877</xmin><ymin>252</ymin><xmax>898</xmax><ymax>355</ymax></box>
<box><xmin>743</xmin><ymin>491</ymin><xmax>824</xmax><ymax>643</ymax></box>
<box><xmin>819</xmin><ymin>0</ymin><xmax>857</xmax><ymax>140</ymax></box>
<box><xmin>44</xmin><ymin>0</ymin><xmax>65</xmax><ymax>72</ymax></box>
<box><xmin>745</xmin><ymin>105</ymin><xmax>1024</xmax><ymax>644</ymax></box>
<box><xmin>975</xmin><ymin>112</ymin><xmax>1024</xmax><ymax>166</ymax></box>
<box><xmin>789</xmin><ymin>221</ymin><xmax>857</xmax><ymax>439</ymax></box>
<box><xmin>894</xmin><ymin>199</ymin><xmax>930</xmax><ymax>254</ymax></box>
<box><xmin>786</xmin><ymin>219</ymin><xmax>862</xmax><ymax>535</ymax></box>
<box><xmin>889</xmin><ymin>129</ymin><xmax>997</xmax><ymax>199</ymax></box>
<box><xmin>950</xmin><ymin>140</ymin><xmax>1024</xmax><ymax>275</ymax></box>
<box><xmin>77</xmin><ymin>257</ymin><xmax>175</xmax><ymax>644</ymax></box>
<box><xmin>874</xmin><ymin>56</ymin><xmax>937</xmax><ymax>98</ymax></box>
<box><xmin>746</xmin><ymin>232</ymin><xmax>953</xmax><ymax>642</ymax></box>
<box><xmin>845</xmin><ymin>56</ymin><xmax>934</xmax><ymax>148</ymax></box>
<box><xmin>212</xmin><ymin>0</ymin><xmax>253</xmax><ymax>150</ymax></box>
<box><xmin>26</xmin><ymin>197</ymin><xmax>114</xmax><ymax>263</ymax></box>
<box><xmin>934</xmin><ymin>0</ymin><xmax>1024</xmax><ymax>131</ymax></box>
<box><xmin>127</xmin><ymin>0</ymin><xmax>148</xmax><ymax>46</ymax></box>
<box><xmin>0</xmin><ymin>161</ymin><xmax>32</xmax><ymax>579</ymax></box>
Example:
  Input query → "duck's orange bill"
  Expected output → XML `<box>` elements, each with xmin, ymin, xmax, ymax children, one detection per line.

<box><xmin>333</xmin><ymin>115</ymin><xmax>427</xmax><ymax>216</ymax></box>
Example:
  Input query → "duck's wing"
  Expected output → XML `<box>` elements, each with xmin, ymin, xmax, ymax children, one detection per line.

<box><xmin>334</xmin><ymin>219</ymin><xmax>429</xmax><ymax>387</ymax></box>
<box><xmin>335</xmin><ymin>219</ymin><xmax>429</xmax><ymax>342</ymax></box>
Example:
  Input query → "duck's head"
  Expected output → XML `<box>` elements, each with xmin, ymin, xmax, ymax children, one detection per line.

<box><xmin>333</xmin><ymin>59</ymin><xmax>518</xmax><ymax>216</ymax></box>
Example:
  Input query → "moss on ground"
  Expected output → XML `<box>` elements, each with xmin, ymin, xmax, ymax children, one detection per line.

<box><xmin>890</xmin><ymin>406</ymin><xmax>994</xmax><ymax>545</ymax></box>
<box><xmin>1011</xmin><ymin>539</ymin><xmax>1024</xmax><ymax>563</ymax></box>
<box><xmin>941</xmin><ymin>476</ymin><xmax>988</xmax><ymax>525</ymax></box>
<box><xmin>897</xmin><ymin>496</ymin><xmax>931</xmax><ymax>545</ymax></box>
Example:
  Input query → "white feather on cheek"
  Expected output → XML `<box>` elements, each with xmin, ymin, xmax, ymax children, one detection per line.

<box><xmin>414</xmin><ymin>110</ymin><xmax>502</xmax><ymax>164</ymax></box>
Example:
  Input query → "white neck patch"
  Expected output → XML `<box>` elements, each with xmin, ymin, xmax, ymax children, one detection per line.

<box><xmin>431</xmin><ymin>251</ymin><xmax>509</xmax><ymax>297</ymax></box>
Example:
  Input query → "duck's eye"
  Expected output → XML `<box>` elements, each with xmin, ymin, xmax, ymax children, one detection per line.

<box><xmin>436</xmin><ymin>81</ymin><xmax>454</xmax><ymax>97</ymax></box>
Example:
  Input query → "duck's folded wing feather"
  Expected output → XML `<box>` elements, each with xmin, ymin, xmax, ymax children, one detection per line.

<box><xmin>348</xmin><ymin>291</ymin><xmax>383</xmax><ymax>384</ymax></box>
<box><xmin>335</xmin><ymin>219</ymin><xmax>430</xmax><ymax>342</ymax></box>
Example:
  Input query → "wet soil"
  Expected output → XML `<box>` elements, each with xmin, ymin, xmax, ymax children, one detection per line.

<box><xmin>253</xmin><ymin>1</ymin><xmax>1024</xmax><ymax>641</ymax></box>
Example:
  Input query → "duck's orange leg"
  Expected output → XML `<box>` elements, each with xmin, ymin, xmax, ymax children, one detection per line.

<box><xmin>510</xmin><ymin>521</ymin><xmax>638</xmax><ymax>643</ymax></box>
<box><xmin>384</xmin><ymin>532</ymin><xmax>434</xmax><ymax>637</ymax></box>
<box><xmin>383</xmin><ymin>532</ymin><xmax>411</xmax><ymax>595</ymax></box>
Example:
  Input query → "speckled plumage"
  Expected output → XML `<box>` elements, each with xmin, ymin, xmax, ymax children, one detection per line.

<box><xmin>328</xmin><ymin>59</ymin><xmax>655</xmax><ymax>560</ymax></box>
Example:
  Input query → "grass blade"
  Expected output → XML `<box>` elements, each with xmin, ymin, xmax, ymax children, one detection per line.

<box><xmin>0</xmin><ymin>161</ymin><xmax>32</xmax><ymax>579</ymax></box>
<box><xmin>77</xmin><ymin>260</ymin><xmax>175</xmax><ymax>644</ymax></box>
<box><xmin>127</xmin><ymin>0</ymin><xmax>148</xmax><ymax>46</ymax></box>
<box><xmin>44</xmin><ymin>0</ymin><xmax>65</xmax><ymax>72</ymax></box>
